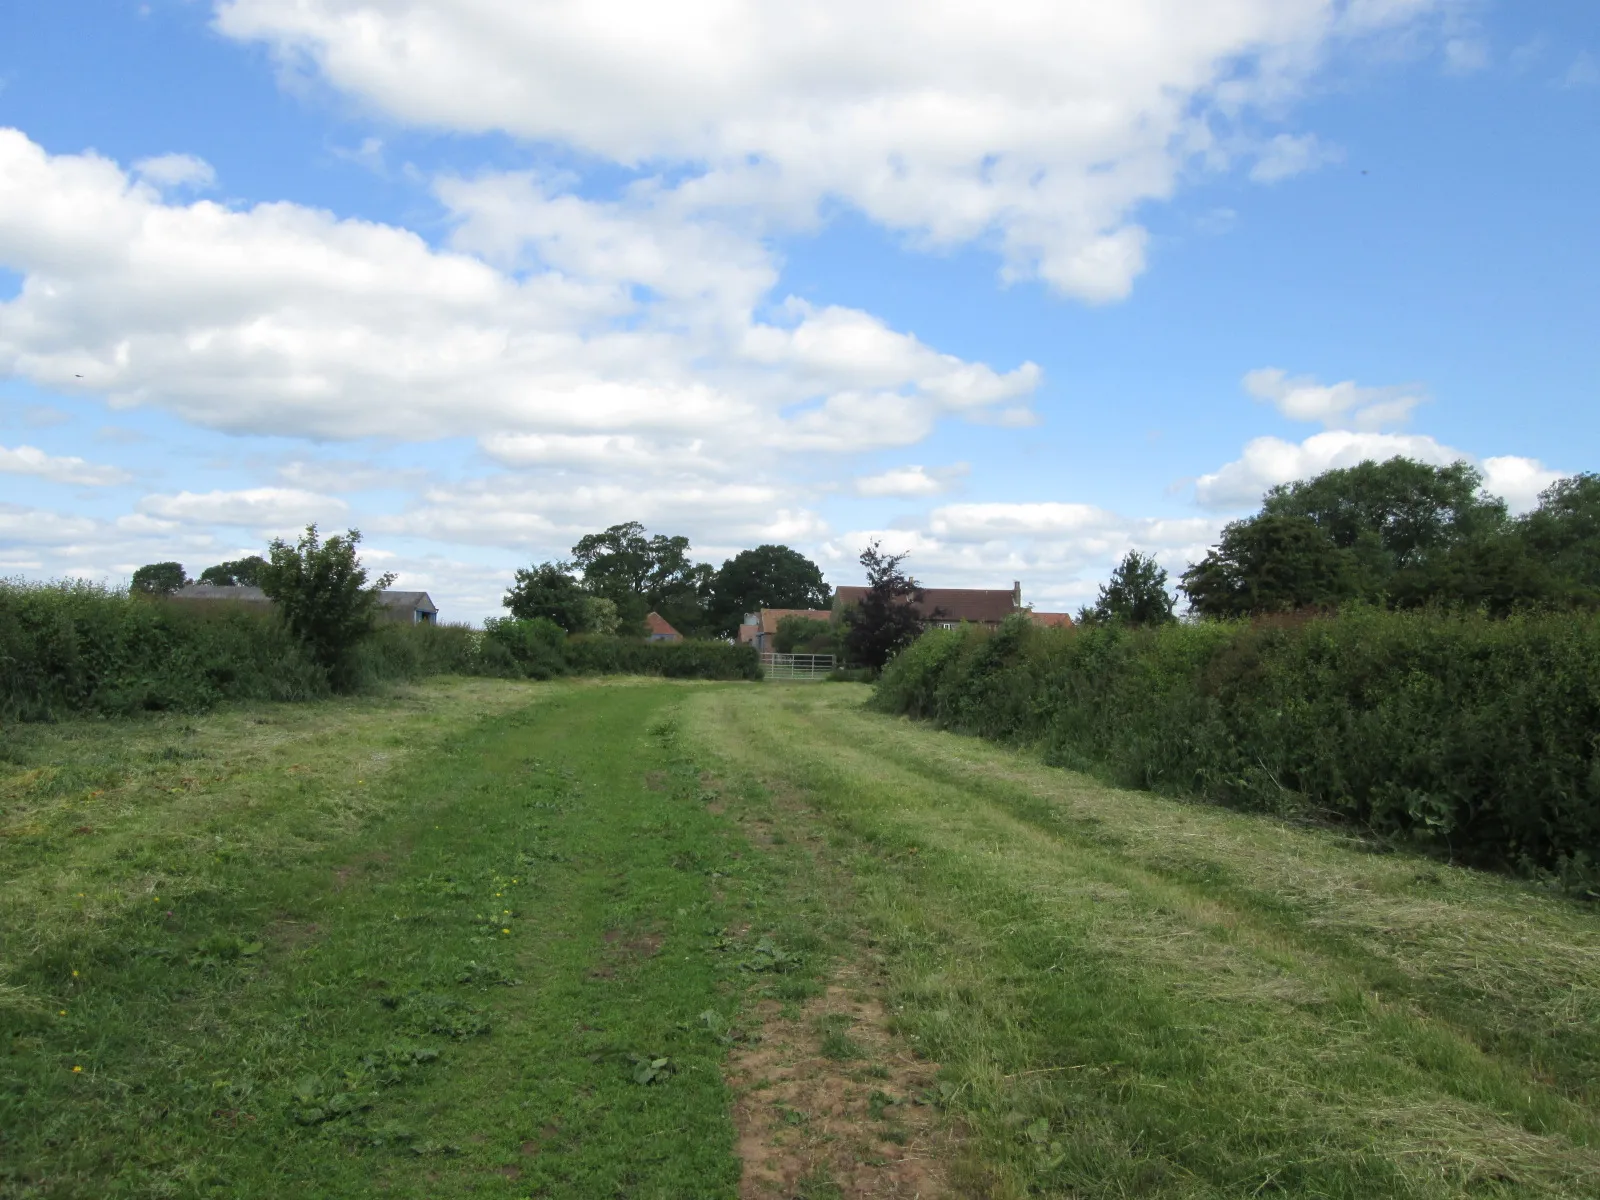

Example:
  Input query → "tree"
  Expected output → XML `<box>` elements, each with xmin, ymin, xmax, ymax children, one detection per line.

<box><xmin>705</xmin><ymin>545</ymin><xmax>832</xmax><ymax>636</ymax></box>
<box><xmin>1180</xmin><ymin>515</ymin><xmax>1358</xmax><ymax>618</ymax></box>
<box><xmin>1260</xmin><ymin>458</ymin><xmax>1507</xmax><ymax>573</ymax></box>
<box><xmin>258</xmin><ymin>525</ymin><xmax>395</xmax><ymax>687</ymax></box>
<box><xmin>570</xmin><ymin>522</ymin><xmax>713</xmax><ymax>636</ymax></box>
<box><xmin>504</xmin><ymin>561</ymin><xmax>593</xmax><ymax>631</ymax></box>
<box><xmin>1518</xmin><ymin>473</ymin><xmax>1600</xmax><ymax>591</ymax></box>
<box><xmin>1081</xmin><ymin>551</ymin><xmax>1176</xmax><ymax>626</ymax></box>
<box><xmin>842</xmin><ymin>541</ymin><xmax>924</xmax><ymax>669</ymax></box>
<box><xmin>774</xmin><ymin>614</ymin><xmax>837</xmax><ymax>654</ymax></box>
<box><xmin>198</xmin><ymin>555</ymin><xmax>268</xmax><ymax>587</ymax></box>
<box><xmin>131</xmin><ymin>562</ymin><xmax>187</xmax><ymax>595</ymax></box>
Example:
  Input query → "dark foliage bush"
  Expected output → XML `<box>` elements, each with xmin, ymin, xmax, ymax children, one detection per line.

<box><xmin>0</xmin><ymin>580</ymin><xmax>325</xmax><ymax>720</ymax></box>
<box><xmin>875</xmin><ymin>609</ymin><xmax>1600</xmax><ymax>882</ymax></box>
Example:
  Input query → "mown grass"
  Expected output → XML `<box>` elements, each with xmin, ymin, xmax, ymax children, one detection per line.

<box><xmin>686</xmin><ymin>684</ymin><xmax>1600</xmax><ymax>1198</ymax></box>
<box><xmin>12</xmin><ymin>677</ymin><xmax>1600</xmax><ymax>1197</ymax></box>
<box><xmin>0</xmin><ymin>678</ymin><xmax>838</xmax><ymax>1198</ymax></box>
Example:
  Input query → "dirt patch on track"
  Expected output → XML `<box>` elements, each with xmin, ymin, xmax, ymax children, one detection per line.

<box><xmin>728</xmin><ymin>974</ymin><xmax>954</xmax><ymax>1198</ymax></box>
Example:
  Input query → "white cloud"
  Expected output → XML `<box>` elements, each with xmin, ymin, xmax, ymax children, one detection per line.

<box><xmin>819</xmin><ymin>506</ymin><xmax>1221</xmax><ymax>612</ymax></box>
<box><xmin>854</xmin><ymin>463</ymin><xmax>968</xmax><ymax>498</ymax></box>
<box><xmin>1195</xmin><ymin>429</ymin><xmax>1462</xmax><ymax>509</ymax></box>
<box><xmin>0</xmin><ymin>503</ymin><xmax>99</xmax><ymax>543</ymax></box>
<box><xmin>139</xmin><ymin>487</ymin><xmax>347</xmax><ymax>527</ymax></box>
<box><xmin>215</xmin><ymin>0</ymin><xmax>1448</xmax><ymax>301</ymax></box>
<box><xmin>1481</xmin><ymin>455</ymin><xmax>1561</xmax><ymax>514</ymax></box>
<box><xmin>134</xmin><ymin>153</ymin><xmax>217</xmax><ymax>190</ymax></box>
<box><xmin>1205</xmin><ymin>369</ymin><xmax>1566</xmax><ymax>513</ymax></box>
<box><xmin>1244</xmin><ymin>366</ymin><xmax>1423</xmax><ymax>430</ymax></box>
<box><xmin>0</xmin><ymin>130</ymin><xmax>1036</xmax><ymax>460</ymax></box>
<box><xmin>370</xmin><ymin>474</ymin><xmax>828</xmax><ymax>557</ymax></box>
<box><xmin>1249</xmin><ymin>133</ymin><xmax>1342</xmax><ymax>183</ymax></box>
<box><xmin>0</xmin><ymin>442</ymin><xmax>132</xmax><ymax>486</ymax></box>
<box><xmin>277</xmin><ymin>459</ymin><xmax>428</xmax><ymax>492</ymax></box>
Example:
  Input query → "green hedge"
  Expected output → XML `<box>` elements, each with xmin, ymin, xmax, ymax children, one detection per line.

<box><xmin>0</xmin><ymin>583</ymin><xmax>760</xmax><ymax>723</ymax></box>
<box><xmin>874</xmin><ymin>609</ymin><xmax>1600</xmax><ymax>880</ymax></box>
<box><xmin>0</xmin><ymin>580</ymin><xmax>325</xmax><ymax>721</ymax></box>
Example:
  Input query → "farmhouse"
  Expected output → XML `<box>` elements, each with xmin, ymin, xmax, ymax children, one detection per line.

<box><xmin>170</xmin><ymin>584</ymin><xmax>440</xmax><ymax>624</ymax></box>
<box><xmin>833</xmin><ymin>580</ymin><xmax>1072</xmax><ymax>630</ymax></box>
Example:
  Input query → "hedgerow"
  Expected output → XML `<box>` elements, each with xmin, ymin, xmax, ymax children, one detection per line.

<box><xmin>0</xmin><ymin>582</ymin><xmax>760</xmax><ymax>723</ymax></box>
<box><xmin>874</xmin><ymin>609</ymin><xmax>1600</xmax><ymax>881</ymax></box>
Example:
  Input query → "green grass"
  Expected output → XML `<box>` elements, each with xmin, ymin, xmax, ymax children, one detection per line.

<box><xmin>0</xmin><ymin>678</ymin><xmax>838</xmax><ymax>1198</ymax></box>
<box><xmin>9</xmin><ymin>677</ymin><xmax>1600</xmax><ymax>1197</ymax></box>
<box><xmin>687</xmin><ymin>684</ymin><xmax>1600</xmax><ymax>1198</ymax></box>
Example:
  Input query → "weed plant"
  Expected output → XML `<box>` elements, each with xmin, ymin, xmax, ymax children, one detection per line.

<box><xmin>875</xmin><ymin>608</ymin><xmax>1600</xmax><ymax>881</ymax></box>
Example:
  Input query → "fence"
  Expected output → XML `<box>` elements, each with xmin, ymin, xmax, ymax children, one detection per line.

<box><xmin>760</xmin><ymin>652</ymin><xmax>836</xmax><ymax>681</ymax></box>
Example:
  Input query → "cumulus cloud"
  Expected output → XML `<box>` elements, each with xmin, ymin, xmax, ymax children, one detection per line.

<box><xmin>854</xmin><ymin>463</ymin><xmax>968</xmax><ymax>498</ymax></box>
<box><xmin>134</xmin><ymin>153</ymin><xmax>217</xmax><ymax>190</ymax></box>
<box><xmin>1243</xmin><ymin>367</ymin><xmax>1423</xmax><ymax>430</ymax></box>
<box><xmin>0</xmin><ymin>130</ymin><xmax>1038</xmax><ymax>461</ymax></box>
<box><xmin>215</xmin><ymin>0</ymin><xmax>1449</xmax><ymax>301</ymax></box>
<box><xmin>1481</xmin><ymin>455</ymin><xmax>1562</xmax><ymax>514</ymax></box>
<box><xmin>1199</xmin><ymin>369</ymin><xmax>1566</xmax><ymax>513</ymax></box>
<box><xmin>0</xmin><ymin>442</ymin><xmax>132</xmax><ymax>486</ymax></box>
<box><xmin>139</xmin><ymin>487</ymin><xmax>346</xmax><ymax>527</ymax></box>
<box><xmin>1195</xmin><ymin>429</ymin><xmax>1463</xmax><ymax>509</ymax></box>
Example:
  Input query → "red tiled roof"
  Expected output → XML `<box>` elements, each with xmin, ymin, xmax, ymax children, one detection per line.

<box><xmin>759</xmin><ymin>608</ymin><xmax>833</xmax><ymax>635</ymax></box>
<box><xmin>833</xmin><ymin>585</ymin><xmax>1020</xmax><ymax>625</ymax></box>
<box><xmin>645</xmin><ymin>611</ymin><xmax>681</xmax><ymax>638</ymax></box>
<box><xmin>1029</xmin><ymin>611</ymin><xmax>1075</xmax><ymax>628</ymax></box>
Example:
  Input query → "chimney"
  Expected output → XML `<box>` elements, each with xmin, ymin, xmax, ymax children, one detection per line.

<box><xmin>1012</xmin><ymin>580</ymin><xmax>1022</xmax><ymax>608</ymax></box>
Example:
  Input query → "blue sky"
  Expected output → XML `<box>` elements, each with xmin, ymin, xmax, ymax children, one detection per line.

<box><xmin>1</xmin><ymin>0</ymin><xmax>1596</xmax><ymax>621</ymax></box>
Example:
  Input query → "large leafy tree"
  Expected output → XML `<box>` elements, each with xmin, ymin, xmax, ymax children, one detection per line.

<box><xmin>503</xmin><ymin>561</ymin><xmax>593</xmax><ymax>631</ymax></box>
<box><xmin>843</xmin><ymin>541</ymin><xmax>924</xmax><ymax>670</ymax></box>
<box><xmin>1518</xmin><ymin>473</ymin><xmax>1600</xmax><ymax>591</ymax></box>
<box><xmin>705</xmin><ymin>544</ymin><xmax>831</xmax><ymax>636</ymax></box>
<box><xmin>1080</xmin><ymin>551</ymin><xmax>1176</xmax><ymax>626</ymax></box>
<box><xmin>198</xmin><ymin>555</ymin><xmax>268</xmax><ymax>587</ymax></box>
<box><xmin>1260</xmin><ymin>458</ymin><xmax>1507</xmax><ymax>574</ymax></box>
<box><xmin>1180</xmin><ymin>515</ymin><xmax>1358</xmax><ymax>618</ymax></box>
<box><xmin>570</xmin><ymin>522</ymin><xmax>713</xmax><ymax>636</ymax></box>
<box><xmin>131</xmin><ymin>562</ymin><xmax>187</xmax><ymax>595</ymax></box>
<box><xmin>258</xmin><ymin>526</ymin><xmax>395</xmax><ymax>688</ymax></box>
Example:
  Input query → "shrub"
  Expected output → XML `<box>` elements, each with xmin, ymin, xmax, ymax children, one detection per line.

<box><xmin>483</xmin><ymin>617</ymin><xmax>567</xmax><ymax>679</ymax></box>
<box><xmin>563</xmin><ymin>637</ymin><xmax>762</xmax><ymax>680</ymax></box>
<box><xmin>259</xmin><ymin>526</ymin><xmax>394</xmax><ymax>690</ymax></box>
<box><xmin>875</xmin><ymin>608</ymin><xmax>1600</xmax><ymax>881</ymax></box>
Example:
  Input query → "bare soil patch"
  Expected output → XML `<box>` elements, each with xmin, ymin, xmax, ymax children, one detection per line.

<box><xmin>728</xmin><ymin>972</ymin><xmax>954</xmax><ymax>1199</ymax></box>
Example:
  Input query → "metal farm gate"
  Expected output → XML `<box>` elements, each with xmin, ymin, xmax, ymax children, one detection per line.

<box><xmin>760</xmin><ymin>652</ymin><xmax>836</xmax><ymax>681</ymax></box>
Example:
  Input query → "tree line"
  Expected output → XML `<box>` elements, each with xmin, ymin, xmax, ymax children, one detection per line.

<box><xmin>1081</xmin><ymin>458</ymin><xmax>1600</xmax><ymax>626</ymax></box>
<box><xmin>503</xmin><ymin>522</ymin><xmax>831</xmax><ymax>638</ymax></box>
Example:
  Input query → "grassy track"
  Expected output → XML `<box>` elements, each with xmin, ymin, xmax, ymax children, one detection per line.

<box><xmin>686</xmin><ymin>685</ymin><xmax>1600</xmax><ymax>1198</ymax></box>
<box><xmin>8</xmin><ymin>678</ymin><xmax>1600</xmax><ymax>1197</ymax></box>
<box><xmin>1</xmin><ymin>679</ymin><xmax>841</xmax><ymax>1199</ymax></box>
